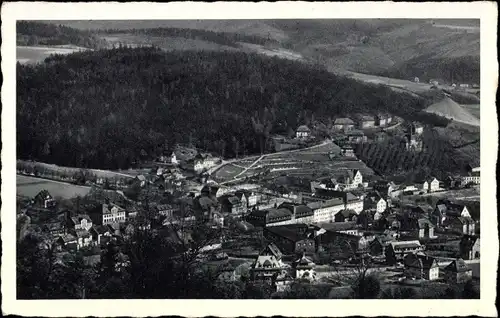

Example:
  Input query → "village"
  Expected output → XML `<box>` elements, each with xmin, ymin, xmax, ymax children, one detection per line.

<box><xmin>16</xmin><ymin>108</ymin><xmax>481</xmax><ymax>298</ymax></box>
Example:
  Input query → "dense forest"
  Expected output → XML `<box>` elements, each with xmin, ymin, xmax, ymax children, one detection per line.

<box><xmin>100</xmin><ymin>27</ymin><xmax>282</xmax><ymax>48</ymax></box>
<box><xmin>17</xmin><ymin>46</ymin><xmax>430</xmax><ymax>170</ymax></box>
<box><xmin>379</xmin><ymin>55</ymin><xmax>480</xmax><ymax>84</ymax></box>
<box><xmin>17</xmin><ymin>21</ymin><xmax>107</xmax><ymax>49</ymax></box>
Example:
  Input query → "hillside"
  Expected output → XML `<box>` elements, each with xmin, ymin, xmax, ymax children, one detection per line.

<box><xmin>53</xmin><ymin>19</ymin><xmax>480</xmax><ymax>86</ymax></box>
<box><xmin>17</xmin><ymin>47</ymin><xmax>430</xmax><ymax>170</ymax></box>
<box><xmin>425</xmin><ymin>97</ymin><xmax>480</xmax><ymax>127</ymax></box>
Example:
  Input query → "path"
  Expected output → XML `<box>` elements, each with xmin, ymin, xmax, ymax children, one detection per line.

<box><xmin>212</xmin><ymin>139</ymin><xmax>333</xmax><ymax>183</ymax></box>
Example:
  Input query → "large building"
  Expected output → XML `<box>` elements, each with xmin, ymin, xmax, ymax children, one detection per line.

<box><xmin>91</xmin><ymin>202</ymin><xmax>127</xmax><ymax>226</ymax></box>
<box><xmin>295</xmin><ymin>125</ymin><xmax>311</xmax><ymax>139</ymax></box>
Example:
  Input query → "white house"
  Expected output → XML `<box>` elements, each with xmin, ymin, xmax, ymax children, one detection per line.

<box><xmin>422</xmin><ymin>177</ymin><xmax>440</xmax><ymax>193</ymax></box>
<box><xmin>296</xmin><ymin>125</ymin><xmax>311</xmax><ymax>139</ymax></box>
<box><xmin>193</xmin><ymin>154</ymin><xmax>220</xmax><ymax>173</ymax></box>
<box><xmin>462</xmin><ymin>168</ymin><xmax>480</xmax><ymax>186</ymax></box>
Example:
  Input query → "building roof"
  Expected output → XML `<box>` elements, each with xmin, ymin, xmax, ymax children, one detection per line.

<box><xmin>70</xmin><ymin>214</ymin><xmax>92</xmax><ymax>225</ymax></box>
<box><xmin>266</xmin><ymin>208</ymin><xmax>293</xmax><ymax>221</ymax></box>
<box><xmin>334</xmin><ymin>118</ymin><xmax>355</xmax><ymax>125</ymax></box>
<box><xmin>417</xmin><ymin>218</ymin><xmax>435</xmax><ymax>229</ymax></box>
<box><xmin>296</xmin><ymin>125</ymin><xmax>311</xmax><ymax>132</ymax></box>
<box><xmin>404</xmin><ymin>253</ymin><xmax>437</xmax><ymax>270</ymax></box>
<box><xmin>262</xmin><ymin>243</ymin><xmax>284</xmax><ymax>260</ymax></box>
<box><xmin>320</xmin><ymin>221</ymin><xmax>358</xmax><ymax>232</ymax></box>
<box><xmin>92</xmin><ymin>224</ymin><xmax>110</xmax><ymax>235</ymax></box>
<box><xmin>102</xmin><ymin>203</ymin><xmax>125</xmax><ymax>215</ymax></box>
<box><xmin>294</xmin><ymin>253</ymin><xmax>315</xmax><ymax>267</ymax></box>
<box><xmin>444</xmin><ymin>258</ymin><xmax>471</xmax><ymax>273</ymax></box>
<box><xmin>35</xmin><ymin>189</ymin><xmax>53</xmax><ymax>200</ymax></box>
<box><xmin>265</xmin><ymin>225</ymin><xmax>311</xmax><ymax>242</ymax></box>
<box><xmin>389</xmin><ymin>240</ymin><xmax>422</xmax><ymax>251</ymax></box>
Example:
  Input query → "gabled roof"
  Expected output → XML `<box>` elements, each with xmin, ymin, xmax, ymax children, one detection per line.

<box><xmin>262</xmin><ymin>243</ymin><xmax>284</xmax><ymax>260</ymax></box>
<box><xmin>35</xmin><ymin>190</ymin><xmax>53</xmax><ymax>200</ymax></box>
<box><xmin>92</xmin><ymin>225</ymin><xmax>110</xmax><ymax>235</ymax></box>
<box><xmin>296</xmin><ymin>125</ymin><xmax>311</xmax><ymax>132</ymax></box>
<box><xmin>404</xmin><ymin>253</ymin><xmax>438</xmax><ymax>269</ymax></box>
<box><xmin>294</xmin><ymin>253</ymin><xmax>315</xmax><ymax>267</ymax></box>
<box><xmin>266</xmin><ymin>208</ymin><xmax>293</xmax><ymax>221</ymax></box>
<box><xmin>417</xmin><ymin>218</ymin><xmax>435</xmax><ymax>229</ymax></box>
<box><xmin>334</xmin><ymin>118</ymin><xmax>355</xmax><ymax>125</ymax></box>
<box><xmin>445</xmin><ymin>258</ymin><xmax>471</xmax><ymax>273</ymax></box>
<box><xmin>70</xmin><ymin>214</ymin><xmax>92</xmax><ymax>225</ymax></box>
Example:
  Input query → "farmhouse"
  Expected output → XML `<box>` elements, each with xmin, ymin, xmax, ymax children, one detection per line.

<box><xmin>295</xmin><ymin>125</ymin><xmax>311</xmax><ymax>139</ymax></box>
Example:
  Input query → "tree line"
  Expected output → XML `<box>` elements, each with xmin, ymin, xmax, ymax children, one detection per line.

<box><xmin>18</xmin><ymin>46</ymin><xmax>430</xmax><ymax>170</ymax></box>
<box><xmin>17</xmin><ymin>21</ymin><xmax>107</xmax><ymax>49</ymax></box>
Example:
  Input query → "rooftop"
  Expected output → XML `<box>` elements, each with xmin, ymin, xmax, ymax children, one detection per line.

<box><xmin>334</xmin><ymin>118</ymin><xmax>355</xmax><ymax>125</ymax></box>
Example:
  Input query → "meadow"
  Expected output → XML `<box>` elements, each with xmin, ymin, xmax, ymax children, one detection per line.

<box><xmin>17</xmin><ymin>175</ymin><xmax>91</xmax><ymax>199</ymax></box>
<box><xmin>17</xmin><ymin>45</ymin><xmax>88</xmax><ymax>64</ymax></box>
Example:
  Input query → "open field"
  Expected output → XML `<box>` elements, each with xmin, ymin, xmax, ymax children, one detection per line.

<box><xmin>18</xmin><ymin>160</ymin><xmax>136</xmax><ymax>180</ymax></box>
<box><xmin>17</xmin><ymin>175</ymin><xmax>91</xmax><ymax>199</ymax></box>
<box><xmin>461</xmin><ymin>104</ymin><xmax>480</xmax><ymax>119</ymax></box>
<box><xmin>214</xmin><ymin>164</ymin><xmax>245</xmax><ymax>180</ymax></box>
<box><xmin>17</xmin><ymin>45</ymin><xmax>89</xmax><ymax>64</ymax></box>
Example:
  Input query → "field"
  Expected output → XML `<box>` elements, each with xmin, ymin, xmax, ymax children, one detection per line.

<box><xmin>18</xmin><ymin>160</ymin><xmax>136</xmax><ymax>180</ymax></box>
<box><xmin>17</xmin><ymin>45</ymin><xmax>89</xmax><ymax>64</ymax></box>
<box><xmin>214</xmin><ymin>164</ymin><xmax>245</xmax><ymax>180</ymax></box>
<box><xmin>17</xmin><ymin>175</ymin><xmax>91</xmax><ymax>199</ymax></box>
<box><xmin>461</xmin><ymin>104</ymin><xmax>480</xmax><ymax>119</ymax></box>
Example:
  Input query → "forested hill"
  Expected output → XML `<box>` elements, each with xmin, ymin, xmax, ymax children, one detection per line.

<box><xmin>17</xmin><ymin>46</ymin><xmax>427</xmax><ymax>170</ymax></box>
<box><xmin>17</xmin><ymin>21</ymin><xmax>106</xmax><ymax>49</ymax></box>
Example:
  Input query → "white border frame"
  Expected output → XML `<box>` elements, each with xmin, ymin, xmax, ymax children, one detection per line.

<box><xmin>2</xmin><ymin>2</ymin><xmax>498</xmax><ymax>317</ymax></box>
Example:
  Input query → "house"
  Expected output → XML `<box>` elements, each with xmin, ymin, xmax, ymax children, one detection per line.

<box><xmin>422</xmin><ymin>177</ymin><xmax>440</xmax><ymax>193</ymax></box>
<box><xmin>332</xmin><ymin>169</ymin><xmax>363</xmax><ymax>190</ymax></box>
<box><xmin>220</xmin><ymin>195</ymin><xmax>246</xmax><ymax>215</ymax></box>
<box><xmin>42</xmin><ymin>221</ymin><xmax>66</xmax><ymax>238</ymax></box>
<box><xmin>416</xmin><ymin>218</ymin><xmax>436</xmax><ymax>239</ymax></box>
<box><xmin>444</xmin><ymin>259</ymin><xmax>473</xmax><ymax>284</ymax></box>
<box><xmin>245</xmin><ymin>191</ymin><xmax>261</xmax><ymax>207</ymax></box>
<box><xmin>369</xmin><ymin>237</ymin><xmax>391</xmax><ymax>257</ymax></box>
<box><xmin>346</xmin><ymin>130</ymin><xmax>368</xmax><ymax>144</ymax></box>
<box><xmin>318</xmin><ymin>221</ymin><xmax>360</xmax><ymax>236</ymax></box>
<box><xmin>334</xmin><ymin>209</ymin><xmax>358</xmax><ymax>223</ymax></box>
<box><xmin>364</xmin><ymin>193</ymin><xmax>387</xmax><ymax>214</ymax></box>
<box><xmin>403</xmin><ymin>253</ymin><xmax>439</xmax><ymax>280</ymax></box>
<box><xmin>443</xmin><ymin>216</ymin><xmax>476</xmax><ymax>235</ymax></box>
<box><xmin>56</xmin><ymin>233</ymin><xmax>79</xmax><ymax>251</ymax></box>
<box><xmin>408</xmin><ymin>122</ymin><xmax>424</xmax><ymax>135</ymax></box>
<box><xmin>249</xmin><ymin>245</ymin><xmax>286</xmax><ymax>283</ymax></box>
<box><xmin>333</xmin><ymin>118</ymin><xmax>355</xmax><ymax>131</ymax></box>
<box><xmin>414</xmin><ymin>77</ymin><xmax>420</xmax><ymax>83</ymax></box>
<box><xmin>68</xmin><ymin>214</ymin><xmax>93</xmax><ymax>232</ymax></box>
<box><xmin>153</xmin><ymin>204</ymin><xmax>180</xmax><ymax>218</ymax></box>
<box><xmin>404</xmin><ymin>134</ymin><xmax>423</xmax><ymax>152</ymax></box>
<box><xmin>385</xmin><ymin>240</ymin><xmax>424</xmax><ymax>265</ymax></box>
<box><xmin>356</xmin><ymin>115</ymin><xmax>376</xmax><ymax>129</ymax></box>
<box><xmin>293</xmin><ymin>253</ymin><xmax>317</xmax><ymax>281</ymax></box>
<box><xmin>340</xmin><ymin>145</ymin><xmax>356</xmax><ymax>158</ymax></box>
<box><xmin>33</xmin><ymin>190</ymin><xmax>57</xmax><ymax>209</ymax></box>
<box><xmin>74</xmin><ymin>229</ymin><xmax>93</xmax><ymax>249</ymax></box>
<box><xmin>433</xmin><ymin>200</ymin><xmax>472</xmax><ymax>226</ymax></box>
<box><xmin>246</xmin><ymin>208</ymin><xmax>294</xmax><ymax>228</ymax></box>
<box><xmin>375</xmin><ymin>113</ymin><xmax>392</xmax><ymax>127</ymax></box>
<box><xmin>193</xmin><ymin>153</ymin><xmax>221</xmax><ymax>173</ymax></box>
<box><xmin>459</xmin><ymin>235</ymin><xmax>480</xmax><ymax>260</ymax></box>
<box><xmin>90</xmin><ymin>225</ymin><xmax>112</xmax><ymax>246</ymax></box>
<box><xmin>90</xmin><ymin>202</ymin><xmax>127</xmax><ymax>226</ymax></box>
<box><xmin>296</xmin><ymin>125</ymin><xmax>311</xmax><ymax>139</ymax></box>
<box><xmin>316</xmin><ymin>230</ymin><xmax>369</xmax><ymax>259</ymax></box>
<box><xmin>263</xmin><ymin>225</ymin><xmax>316</xmax><ymax>255</ymax></box>
<box><xmin>234</xmin><ymin>191</ymin><xmax>249</xmax><ymax>209</ymax></box>
<box><xmin>135</xmin><ymin>175</ymin><xmax>147</xmax><ymax>187</ymax></box>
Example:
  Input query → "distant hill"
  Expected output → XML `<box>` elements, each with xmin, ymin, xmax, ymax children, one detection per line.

<box><xmin>425</xmin><ymin>97</ymin><xmax>480</xmax><ymax>127</ymax></box>
<box><xmin>53</xmin><ymin>19</ymin><xmax>480</xmax><ymax>84</ymax></box>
